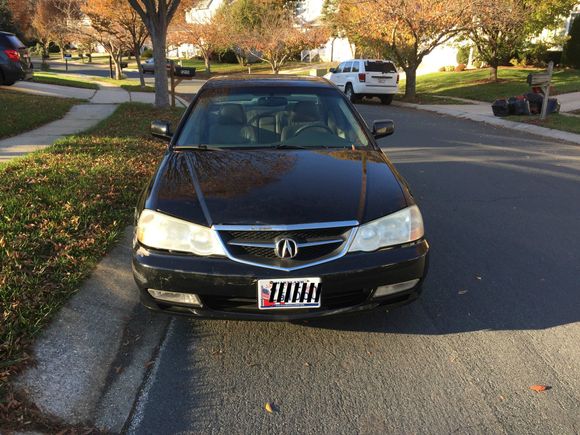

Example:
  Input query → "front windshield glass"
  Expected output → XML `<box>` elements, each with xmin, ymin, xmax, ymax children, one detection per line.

<box><xmin>175</xmin><ymin>86</ymin><xmax>370</xmax><ymax>149</ymax></box>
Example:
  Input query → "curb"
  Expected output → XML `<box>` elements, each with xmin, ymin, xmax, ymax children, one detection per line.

<box><xmin>393</xmin><ymin>101</ymin><xmax>580</xmax><ymax>145</ymax></box>
<box><xmin>14</xmin><ymin>227</ymin><xmax>169</xmax><ymax>432</ymax></box>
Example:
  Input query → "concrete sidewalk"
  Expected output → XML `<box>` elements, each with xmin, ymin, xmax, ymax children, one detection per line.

<box><xmin>0</xmin><ymin>81</ymin><xmax>187</xmax><ymax>162</ymax></box>
<box><xmin>0</xmin><ymin>104</ymin><xmax>117</xmax><ymax>162</ymax></box>
<box><xmin>0</xmin><ymin>81</ymin><xmax>97</xmax><ymax>99</ymax></box>
<box><xmin>394</xmin><ymin>99</ymin><xmax>580</xmax><ymax>146</ymax></box>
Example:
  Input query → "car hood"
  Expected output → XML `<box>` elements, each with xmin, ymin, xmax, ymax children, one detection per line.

<box><xmin>147</xmin><ymin>149</ymin><xmax>408</xmax><ymax>226</ymax></box>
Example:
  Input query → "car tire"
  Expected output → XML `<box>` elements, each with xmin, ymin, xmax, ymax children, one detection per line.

<box><xmin>0</xmin><ymin>71</ymin><xmax>15</xmax><ymax>86</ymax></box>
<box><xmin>345</xmin><ymin>83</ymin><xmax>360</xmax><ymax>103</ymax></box>
<box><xmin>380</xmin><ymin>95</ymin><xmax>394</xmax><ymax>105</ymax></box>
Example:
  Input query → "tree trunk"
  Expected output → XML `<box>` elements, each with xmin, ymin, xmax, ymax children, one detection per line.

<box><xmin>151</xmin><ymin>27</ymin><xmax>170</xmax><ymax>108</ymax></box>
<box><xmin>204</xmin><ymin>53</ymin><xmax>211</xmax><ymax>73</ymax></box>
<box><xmin>112</xmin><ymin>54</ymin><xmax>123</xmax><ymax>80</ymax></box>
<box><xmin>490</xmin><ymin>65</ymin><xmax>498</xmax><ymax>81</ymax></box>
<box><xmin>135</xmin><ymin>44</ymin><xmax>146</xmax><ymax>88</ymax></box>
<box><xmin>404</xmin><ymin>67</ymin><xmax>417</xmax><ymax>100</ymax></box>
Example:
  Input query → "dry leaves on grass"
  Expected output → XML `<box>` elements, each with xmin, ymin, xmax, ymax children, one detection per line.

<box><xmin>530</xmin><ymin>385</ymin><xmax>550</xmax><ymax>392</ymax></box>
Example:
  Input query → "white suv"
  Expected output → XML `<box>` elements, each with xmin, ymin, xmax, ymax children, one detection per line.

<box><xmin>324</xmin><ymin>59</ymin><xmax>399</xmax><ymax>105</ymax></box>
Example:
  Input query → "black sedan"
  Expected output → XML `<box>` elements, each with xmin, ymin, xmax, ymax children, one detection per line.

<box><xmin>133</xmin><ymin>75</ymin><xmax>429</xmax><ymax>320</ymax></box>
<box><xmin>0</xmin><ymin>31</ymin><xmax>33</xmax><ymax>86</ymax></box>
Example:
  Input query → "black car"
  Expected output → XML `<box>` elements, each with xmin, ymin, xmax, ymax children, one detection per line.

<box><xmin>133</xmin><ymin>75</ymin><xmax>429</xmax><ymax>320</ymax></box>
<box><xmin>0</xmin><ymin>31</ymin><xmax>32</xmax><ymax>86</ymax></box>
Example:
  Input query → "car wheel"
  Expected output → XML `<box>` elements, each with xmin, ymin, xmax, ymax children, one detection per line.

<box><xmin>380</xmin><ymin>95</ymin><xmax>394</xmax><ymax>105</ymax></box>
<box><xmin>345</xmin><ymin>83</ymin><xmax>360</xmax><ymax>103</ymax></box>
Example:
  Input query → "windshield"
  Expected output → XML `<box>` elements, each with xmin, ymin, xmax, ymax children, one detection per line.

<box><xmin>175</xmin><ymin>86</ymin><xmax>370</xmax><ymax>149</ymax></box>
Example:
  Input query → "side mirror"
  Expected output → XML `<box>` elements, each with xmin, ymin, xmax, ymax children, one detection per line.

<box><xmin>151</xmin><ymin>120</ymin><xmax>172</xmax><ymax>141</ymax></box>
<box><xmin>372</xmin><ymin>120</ymin><xmax>395</xmax><ymax>139</ymax></box>
<box><xmin>328</xmin><ymin>67</ymin><xmax>336</xmax><ymax>73</ymax></box>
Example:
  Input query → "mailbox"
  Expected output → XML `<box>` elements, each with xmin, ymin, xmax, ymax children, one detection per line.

<box><xmin>527</xmin><ymin>72</ymin><xmax>551</xmax><ymax>86</ymax></box>
<box><xmin>174</xmin><ymin>66</ymin><xmax>196</xmax><ymax>78</ymax></box>
<box><xmin>64</xmin><ymin>53</ymin><xmax>72</xmax><ymax>59</ymax></box>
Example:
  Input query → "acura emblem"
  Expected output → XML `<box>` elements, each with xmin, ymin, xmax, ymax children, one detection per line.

<box><xmin>274</xmin><ymin>238</ymin><xmax>298</xmax><ymax>259</ymax></box>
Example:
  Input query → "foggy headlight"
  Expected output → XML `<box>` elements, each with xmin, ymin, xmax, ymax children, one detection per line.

<box><xmin>136</xmin><ymin>209</ymin><xmax>226</xmax><ymax>256</ymax></box>
<box><xmin>349</xmin><ymin>205</ymin><xmax>424</xmax><ymax>252</ymax></box>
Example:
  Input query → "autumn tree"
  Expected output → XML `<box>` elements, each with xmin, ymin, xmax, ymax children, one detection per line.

<box><xmin>83</xmin><ymin>0</ymin><xmax>131</xmax><ymax>80</ymax></box>
<box><xmin>220</xmin><ymin>0</ymin><xmax>327</xmax><ymax>74</ymax></box>
<box><xmin>117</xmin><ymin>3</ymin><xmax>149</xmax><ymax>87</ymax></box>
<box><xmin>7</xmin><ymin>0</ymin><xmax>36</xmax><ymax>41</ymax></box>
<box><xmin>329</xmin><ymin>0</ymin><xmax>472</xmax><ymax>99</ymax></box>
<box><xmin>171</xmin><ymin>1</ymin><xmax>226</xmax><ymax>73</ymax></box>
<box><xmin>128</xmin><ymin>0</ymin><xmax>182</xmax><ymax>108</ymax></box>
<box><xmin>466</xmin><ymin>0</ymin><xmax>527</xmax><ymax>81</ymax></box>
<box><xmin>467</xmin><ymin>0</ymin><xmax>578</xmax><ymax>80</ymax></box>
<box><xmin>32</xmin><ymin>0</ymin><xmax>82</xmax><ymax>60</ymax></box>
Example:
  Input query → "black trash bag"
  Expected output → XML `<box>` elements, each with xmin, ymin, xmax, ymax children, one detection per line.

<box><xmin>507</xmin><ymin>97</ymin><xmax>518</xmax><ymax>115</ymax></box>
<box><xmin>513</xmin><ymin>99</ymin><xmax>531</xmax><ymax>116</ymax></box>
<box><xmin>492</xmin><ymin>99</ymin><xmax>510</xmax><ymax>117</ymax></box>
<box><xmin>526</xmin><ymin>92</ymin><xmax>544</xmax><ymax>114</ymax></box>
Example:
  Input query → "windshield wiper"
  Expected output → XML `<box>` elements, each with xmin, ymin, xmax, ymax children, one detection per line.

<box><xmin>172</xmin><ymin>144</ymin><xmax>221</xmax><ymax>151</ymax></box>
<box><xmin>274</xmin><ymin>144</ymin><xmax>310</xmax><ymax>149</ymax></box>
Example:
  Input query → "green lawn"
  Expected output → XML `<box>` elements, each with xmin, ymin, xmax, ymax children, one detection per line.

<box><xmin>0</xmin><ymin>103</ymin><xmax>184</xmax><ymax>414</ymax></box>
<box><xmin>32</xmin><ymin>72</ymin><xmax>99</xmax><ymax>89</ymax></box>
<box><xmin>506</xmin><ymin>113</ymin><xmax>580</xmax><ymax>134</ymax></box>
<box><xmin>0</xmin><ymin>91</ymin><xmax>83</xmax><ymax>139</ymax></box>
<box><xmin>407</xmin><ymin>68</ymin><xmax>580</xmax><ymax>102</ymax></box>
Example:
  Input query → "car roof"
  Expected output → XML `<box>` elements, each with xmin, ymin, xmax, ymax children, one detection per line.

<box><xmin>0</xmin><ymin>31</ymin><xmax>16</xmax><ymax>36</ymax></box>
<box><xmin>202</xmin><ymin>74</ymin><xmax>334</xmax><ymax>90</ymax></box>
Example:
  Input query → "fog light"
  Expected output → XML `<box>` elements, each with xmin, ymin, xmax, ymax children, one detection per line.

<box><xmin>373</xmin><ymin>279</ymin><xmax>420</xmax><ymax>298</ymax></box>
<box><xmin>148</xmin><ymin>289</ymin><xmax>202</xmax><ymax>307</ymax></box>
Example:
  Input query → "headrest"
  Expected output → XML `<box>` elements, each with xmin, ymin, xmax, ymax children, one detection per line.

<box><xmin>291</xmin><ymin>101</ymin><xmax>320</xmax><ymax>123</ymax></box>
<box><xmin>218</xmin><ymin>104</ymin><xmax>246</xmax><ymax>125</ymax></box>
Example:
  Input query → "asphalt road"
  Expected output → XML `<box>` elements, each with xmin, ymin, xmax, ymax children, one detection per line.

<box><xmin>127</xmin><ymin>103</ymin><xmax>580</xmax><ymax>434</ymax></box>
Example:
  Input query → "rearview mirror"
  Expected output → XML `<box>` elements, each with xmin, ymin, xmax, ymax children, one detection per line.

<box><xmin>151</xmin><ymin>120</ymin><xmax>172</xmax><ymax>141</ymax></box>
<box><xmin>372</xmin><ymin>120</ymin><xmax>394</xmax><ymax>139</ymax></box>
<box><xmin>328</xmin><ymin>67</ymin><xmax>336</xmax><ymax>73</ymax></box>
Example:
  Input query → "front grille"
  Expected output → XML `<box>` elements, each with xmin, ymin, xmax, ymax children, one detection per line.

<box><xmin>216</xmin><ymin>222</ymin><xmax>356</xmax><ymax>270</ymax></box>
<box><xmin>202</xmin><ymin>289</ymin><xmax>371</xmax><ymax>313</ymax></box>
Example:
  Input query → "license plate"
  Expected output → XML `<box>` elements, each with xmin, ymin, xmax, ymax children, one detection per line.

<box><xmin>378</xmin><ymin>78</ymin><xmax>386</xmax><ymax>84</ymax></box>
<box><xmin>258</xmin><ymin>278</ymin><xmax>321</xmax><ymax>310</ymax></box>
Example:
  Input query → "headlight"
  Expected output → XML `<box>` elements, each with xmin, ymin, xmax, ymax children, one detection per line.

<box><xmin>348</xmin><ymin>205</ymin><xmax>424</xmax><ymax>252</ymax></box>
<box><xmin>136</xmin><ymin>209</ymin><xmax>226</xmax><ymax>256</ymax></box>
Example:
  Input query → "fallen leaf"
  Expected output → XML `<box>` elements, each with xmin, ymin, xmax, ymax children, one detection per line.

<box><xmin>265</xmin><ymin>402</ymin><xmax>274</xmax><ymax>413</ymax></box>
<box><xmin>458</xmin><ymin>289</ymin><xmax>468</xmax><ymax>295</ymax></box>
<box><xmin>475</xmin><ymin>275</ymin><xmax>482</xmax><ymax>280</ymax></box>
<box><xmin>530</xmin><ymin>385</ymin><xmax>550</xmax><ymax>392</ymax></box>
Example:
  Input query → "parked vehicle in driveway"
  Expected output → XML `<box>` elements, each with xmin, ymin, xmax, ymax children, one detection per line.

<box><xmin>325</xmin><ymin>59</ymin><xmax>399</xmax><ymax>105</ymax></box>
<box><xmin>133</xmin><ymin>75</ymin><xmax>428</xmax><ymax>320</ymax></box>
<box><xmin>141</xmin><ymin>57</ymin><xmax>172</xmax><ymax>73</ymax></box>
<box><xmin>0</xmin><ymin>31</ymin><xmax>33</xmax><ymax>86</ymax></box>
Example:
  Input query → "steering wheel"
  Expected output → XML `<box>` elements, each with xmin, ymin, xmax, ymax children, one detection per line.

<box><xmin>292</xmin><ymin>123</ymin><xmax>335</xmax><ymax>138</ymax></box>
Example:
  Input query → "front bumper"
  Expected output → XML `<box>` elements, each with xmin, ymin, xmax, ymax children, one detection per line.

<box><xmin>133</xmin><ymin>239</ymin><xmax>429</xmax><ymax>321</ymax></box>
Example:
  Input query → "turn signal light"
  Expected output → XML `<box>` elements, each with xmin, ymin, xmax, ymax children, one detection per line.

<box><xmin>373</xmin><ymin>279</ymin><xmax>419</xmax><ymax>298</ymax></box>
<box><xmin>147</xmin><ymin>289</ymin><xmax>202</xmax><ymax>307</ymax></box>
<box><xmin>358</xmin><ymin>73</ymin><xmax>366</xmax><ymax>82</ymax></box>
<box><xmin>4</xmin><ymin>49</ymin><xmax>20</xmax><ymax>62</ymax></box>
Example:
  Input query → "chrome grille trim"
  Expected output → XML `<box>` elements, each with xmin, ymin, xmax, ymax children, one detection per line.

<box><xmin>213</xmin><ymin>220</ymin><xmax>358</xmax><ymax>232</ymax></box>
<box><xmin>228</xmin><ymin>238</ymin><xmax>344</xmax><ymax>249</ymax></box>
<box><xmin>213</xmin><ymin>221</ymin><xmax>359</xmax><ymax>272</ymax></box>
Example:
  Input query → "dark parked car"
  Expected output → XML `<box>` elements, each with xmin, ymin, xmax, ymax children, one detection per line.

<box><xmin>0</xmin><ymin>31</ymin><xmax>32</xmax><ymax>86</ymax></box>
<box><xmin>133</xmin><ymin>75</ymin><xmax>429</xmax><ymax>320</ymax></box>
<box><xmin>141</xmin><ymin>57</ymin><xmax>172</xmax><ymax>73</ymax></box>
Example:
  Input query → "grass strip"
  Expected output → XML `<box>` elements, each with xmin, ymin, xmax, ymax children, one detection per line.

<box><xmin>32</xmin><ymin>72</ymin><xmax>99</xmax><ymax>90</ymax></box>
<box><xmin>0</xmin><ymin>103</ymin><xmax>184</xmax><ymax>401</ymax></box>
<box><xmin>0</xmin><ymin>91</ymin><xmax>83</xmax><ymax>139</ymax></box>
<box><xmin>506</xmin><ymin>113</ymin><xmax>580</xmax><ymax>134</ymax></box>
